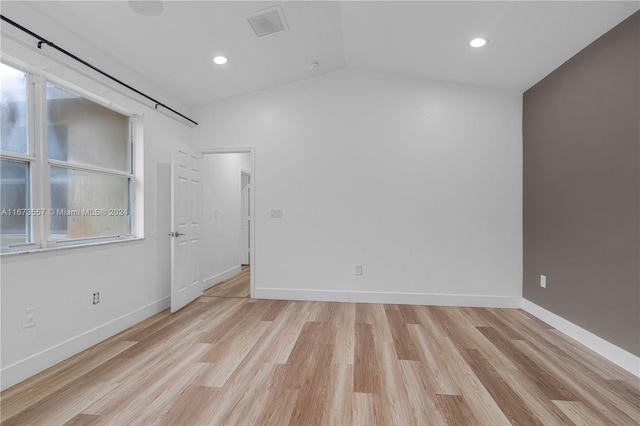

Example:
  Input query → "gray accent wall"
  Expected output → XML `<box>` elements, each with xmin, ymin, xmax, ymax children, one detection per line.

<box><xmin>523</xmin><ymin>11</ymin><xmax>639</xmax><ymax>356</ymax></box>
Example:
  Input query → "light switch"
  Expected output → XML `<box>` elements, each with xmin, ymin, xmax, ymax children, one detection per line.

<box><xmin>270</xmin><ymin>209</ymin><xmax>283</xmax><ymax>218</ymax></box>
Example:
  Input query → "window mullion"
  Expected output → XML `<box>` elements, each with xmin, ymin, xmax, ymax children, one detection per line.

<box><xmin>129</xmin><ymin>117</ymin><xmax>136</xmax><ymax>236</ymax></box>
<box><xmin>31</xmin><ymin>73</ymin><xmax>49</xmax><ymax>248</ymax></box>
<box><xmin>0</xmin><ymin>151</ymin><xmax>35</xmax><ymax>162</ymax></box>
<box><xmin>47</xmin><ymin>159</ymin><xmax>134</xmax><ymax>179</ymax></box>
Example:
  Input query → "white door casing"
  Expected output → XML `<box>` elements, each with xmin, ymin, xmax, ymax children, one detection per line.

<box><xmin>171</xmin><ymin>141</ymin><xmax>203</xmax><ymax>313</ymax></box>
<box><xmin>240</xmin><ymin>172</ymin><xmax>251</xmax><ymax>265</ymax></box>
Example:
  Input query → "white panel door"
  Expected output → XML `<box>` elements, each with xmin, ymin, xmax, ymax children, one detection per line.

<box><xmin>171</xmin><ymin>141</ymin><xmax>202</xmax><ymax>313</ymax></box>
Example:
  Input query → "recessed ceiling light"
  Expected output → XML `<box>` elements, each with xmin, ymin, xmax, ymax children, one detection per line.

<box><xmin>470</xmin><ymin>38</ymin><xmax>488</xmax><ymax>48</ymax></box>
<box><xmin>213</xmin><ymin>56</ymin><xmax>228</xmax><ymax>65</ymax></box>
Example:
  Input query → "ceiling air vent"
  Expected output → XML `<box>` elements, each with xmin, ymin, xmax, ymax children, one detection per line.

<box><xmin>245</xmin><ymin>5</ymin><xmax>289</xmax><ymax>38</ymax></box>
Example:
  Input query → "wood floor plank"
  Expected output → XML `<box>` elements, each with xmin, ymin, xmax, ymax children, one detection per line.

<box><xmin>287</xmin><ymin>342</ymin><xmax>334</xmax><ymax>425</ymax></box>
<box><xmin>2</xmin><ymin>381</ymin><xmax>120</xmax><ymax>426</ymax></box>
<box><xmin>385</xmin><ymin>309</ymin><xmax>420</xmax><ymax>360</ymax></box>
<box><xmin>331</xmin><ymin>302</ymin><xmax>355</xmax><ymax>365</ymax></box>
<box><xmin>498</xmin><ymin>368</ymin><xmax>577</xmax><ymax>425</ymax></box>
<box><xmin>128</xmin><ymin>362</ymin><xmax>212</xmax><ymax>425</ymax></box>
<box><xmin>198</xmin><ymin>320</ymin><xmax>271</xmax><ymax>387</ymax></box>
<box><xmin>397</xmin><ymin>304</ymin><xmax>420</xmax><ymax>324</ymax></box>
<box><xmin>0</xmin><ymin>340</ymin><xmax>135</xmax><ymax>420</ymax></box>
<box><xmin>155</xmin><ymin>384</ymin><xmax>220</xmax><ymax>426</ymax></box>
<box><xmin>406</xmin><ymin>323</ymin><xmax>460</xmax><ymax>395</ymax></box>
<box><xmin>355</xmin><ymin>303</ymin><xmax>393</xmax><ymax>342</ymax></box>
<box><xmin>398</xmin><ymin>360</ymin><xmax>447</xmax><ymax>425</ymax></box>
<box><xmin>353</xmin><ymin>323</ymin><xmax>381</xmax><ymax>394</ymax></box>
<box><xmin>449</xmin><ymin>307</ymin><xmax>519</xmax><ymax>371</ymax></box>
<box><xmin>414</xmin><ymin>305</ymin><xmax>449</xmax><ymax>340</ymax></box>
<box><xmin>82</xmin><ymin>341</ymin><xmax>210</xmax><ymax>419</ymax></box>
<box><xmin>607</xmin><ymin>379</ymin><xmax>640</xmax><ymax>409</ymax></box>
<box><xmin>503</xmin><ymin>310</ymin><xmax>640</xmax><ymax>417</ymax></box>
<box><xmin>197</xmin><ymin>349</ymin><xmax>277</xmax><ymax>425</ymax></box>
<box><xmin>254</xmin><ymin>388</ymin><xmax>300</xmax><ymax>426</ymax></box>
<box><xmin>352</xmin><ymin>392</ymin><xmax>376</xmax><ymax>426</ymax></box>
<box><xmin>435</xmin><ymin>394</ymin><xmax>479</xmax><ymax>426</ymax></box>
<box><xmin>553</xmin><ymin>400</ymin><xmax>611</xmax><ymax>426</ymax></box>
<box><xmin>501</xmin><ymin>308</ymin><xmax>631</xmax><ymax>381</ymax></box>
<box><xmin>3</xmin><ymin>299</ymin><xmax>639</xmax><ymax>426</ymax></box>
<box><xmin>376</xmin><ymin>342</ymin><xmax>418</xmax><ymax>425</ymax></box>
<box><xmin>457</xmin><ymin>306</ymin><xmax>492</xmax><ymax>327</ymax></box>
<box><xmin>478</xmin><ymin>326</ymin><xmax>579</xmax><ymax>401</ymax></box>
<box><xmin>429</xmin><ymin>306</ymin><xmax>479</xmax><ymax>350</ymax></box>
<box><xmin>62</xmin><ymin>413</ymin><xmax>101</xmax><ymax>426</ymax></box>
<box><xmin>278</xmin><ymin>322</ymin><xmax>328</xmax><ymax>390</ymax></box>
<box><xmin>197</xmin><ymin>298</ymin><xmax>257</xmax><ymax>344</ymax></box>
<box><xmin>461</xmin><ymin>348</ymin><xmax>542</xmax><ymax>425</ymax></box>
<box><xmin>261</xmin><ymin>299</ymin><xmax>289</xmax><ymax>321</ymax></box>
<box><xmin>514</xmin><ymin>340</ymin><xmax>640</xmax><ymax>425</ymax></box>
<box><xmin>433</xmin><ymin>335</ymin><xmax>511</xmax><ymax>425</ymax></box>
<box><xmin>326</xmin><ymin>363</ymin><xmax>353</xmax><ymax>426</ymax></box>
<box><xmin>94</xmin><ymin>343</ymin><xmax>211</xmax><ymax>425</ymax></box>
<box><xmin>259</xmin><ymin>301</ymin><xmax>314</xmax><ymax>365</ymax></box>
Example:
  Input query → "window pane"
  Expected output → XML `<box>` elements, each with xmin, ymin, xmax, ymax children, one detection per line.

<box><xmin>1</xmin><ymin>63</ymin><xmax>28</xmax><ymax>154</ymax></box>
<box><xmin>1</xmin><ymin>159</ymin><xmax>30</xmax><ymax>245</ymax></box>
<box><xmin>46</xmin><ymin>84</ymin><xmax>130</xmax><ymax>172</ymax></box>
<box><xmin>50</xmin><ymin>167</ymin><xmax>130</xmax><ymax>240</ymax></box>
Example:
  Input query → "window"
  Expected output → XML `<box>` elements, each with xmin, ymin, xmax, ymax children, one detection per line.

<box><xmin>1</xmin><ymin>63</ymin><xmax>31</xmax><ymax>247</ymax></box>
<box><xmin>1</xmin><ymin>62</ymin><xmax>136</xmax><ymax>252</ymax></box>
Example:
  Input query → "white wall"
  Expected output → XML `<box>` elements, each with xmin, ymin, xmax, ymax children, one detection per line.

<box><xmin>201</xmin><ymin>153</ymin><xmax>251</xmax><ymax>288</ymax></box>
<box><xmin>193</xmin><ymin>68</ymin><xmax>523</xmax><ymax>306</ymax></box>
<box><xmin>0</xmin><ymin>14</ymin><xmax>191</xmax><ymax>390</ymax></box>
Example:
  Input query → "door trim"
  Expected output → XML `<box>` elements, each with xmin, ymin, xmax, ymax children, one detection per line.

<box><xmin>240</xmin><ymin>169</ymin><xmax>251</xmax><ymax>266</ymax></box>
<box><xmin>200</xmin><ymin>147</ymin><xmax>256</xmax><ymax>299</ymax></box>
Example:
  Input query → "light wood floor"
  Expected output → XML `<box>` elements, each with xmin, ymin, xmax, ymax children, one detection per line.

<box><xmin>1</xmin><ymin>298</ymin><xmax>639</xmax><ymax>425</ymax></box>
<box><xmin>204</xmin><ymin>265</ymin><xmax>250</xmax><ymax>298</ymax></box>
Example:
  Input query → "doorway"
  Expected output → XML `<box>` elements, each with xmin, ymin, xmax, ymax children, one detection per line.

<box><xmin>203</xmin><ymin>265</ymin><xmax>250</xmax><ymax>298</ymax></box>
<box><xmin>200</xmin><ymin>148</ymin><xmax>255</xmax><ymax>298</ymax></box>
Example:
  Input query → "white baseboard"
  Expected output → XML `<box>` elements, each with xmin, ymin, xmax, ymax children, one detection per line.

<box><xmin>0</xmin><ymin>296</ymin><xmax>170</xmax><ymax>391</ymax></box>
<box><xmin>522</xmin><ymin>299</ymin><xmax>639</xmax><ymax>378</ymax></box>
<box><xmin>254</xmin><ymin>288</ymin><xmax>521</xmax><ymax>308</ymax></box>
<box><xmin>203</xmin><ymin>265</ymin><xmax>242</xmax><ymax>290</ymax></box>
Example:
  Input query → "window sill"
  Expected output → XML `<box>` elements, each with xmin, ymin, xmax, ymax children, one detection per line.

<box><xmin>1</xmin><ymin>237</ymin><xmax>145</xmax><ymax>257</ymax></box>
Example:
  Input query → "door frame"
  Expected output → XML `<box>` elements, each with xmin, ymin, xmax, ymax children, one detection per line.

<box><xmin>240</xmin><ymin>169</ymin><xmax>251</xmax><ymax>266</ymax></box>
<box><xmin>200</xmin><ymin>147</ymin><xmax>256</xmax><ymax>298</ymax></box>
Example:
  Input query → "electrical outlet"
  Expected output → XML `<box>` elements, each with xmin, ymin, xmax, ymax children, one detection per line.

<box><xmin>23</xmin><ymin>307</ymin><xmax>36</xmax><ymax>328</ymax></box>
<box><xmin>355</xmin><ymin>265</ymin><xmax>363</xmax><ymax>275</ymax></box>
<box><xmin>540</xmin><ymin>275</ymin><xmax>547</xmax><ymax>288</ymax></box>
<box><xmin>93</xmin><ymin>292</ymin><xmax>100</xmax><ymax>305</ymax></box>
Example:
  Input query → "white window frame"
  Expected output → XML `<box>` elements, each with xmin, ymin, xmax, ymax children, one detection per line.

<box><xmin>1</xmin><ymin>60</ymin><xmax>139</xmax><ymax>254</ymax></box>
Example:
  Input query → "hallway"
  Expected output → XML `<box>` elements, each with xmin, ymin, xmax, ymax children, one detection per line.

<box><xmin>203</xmin><ymin>266</ymin><xmax>250</xmax><ymax>298</ymax></box>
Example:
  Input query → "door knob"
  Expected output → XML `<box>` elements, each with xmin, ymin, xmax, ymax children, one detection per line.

<box><xmin>168</xmin><ymin>231</ymin><xmax>186</xmax><ymax>237</ymax></box>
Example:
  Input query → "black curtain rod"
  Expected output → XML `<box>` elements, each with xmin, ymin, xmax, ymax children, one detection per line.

<box><xmin>1</xmin><ymin>14</ymin><xmax>198</xmax><ymax>126</ymax></box>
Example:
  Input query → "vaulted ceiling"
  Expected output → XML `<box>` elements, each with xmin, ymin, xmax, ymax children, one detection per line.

<box><xmin>3</xmin><ymin>1</ymin><xmax>638</xmax><ymax>109</ymax></box>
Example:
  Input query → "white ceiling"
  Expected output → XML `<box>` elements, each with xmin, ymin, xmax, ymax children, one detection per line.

<box><xmin>6</xmin><ymin>1</ymin><xmax>639</xmax><ymax>109</ymax></box>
